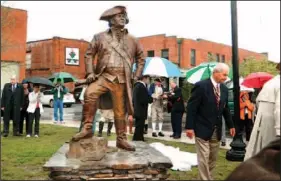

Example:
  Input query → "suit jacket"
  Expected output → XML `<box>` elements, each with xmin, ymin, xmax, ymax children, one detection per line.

<box><xmin>1</xmin><ymin>83</ymin><xmax>24</xmax><ymax>109</ymax></box>
<box><xmin>133</xmin><ymin>82</ymin><xmax>153</xmax><ymax>119</ymax></box>
<box><xmin>169</xmin><ymin>86</ymin><xmax>185</xmax><ymax>113</ymax></box>
<box><xmin>1</xmin><ymin>83</ymin><xmax>24</xmax><ymax>121</ymax></box>
<box><xmin>85</xmin><ymin>28</ymin><xmax>145</xmax><ymax>115</ymax></box>
<box><xmin>185</xmin><ymin>79</ymin><xmax>234</xmax><ymax>141</ymax></box>
<box><xmin>27</xmin><ymin>92</ymin><xmax>44</xmax><ymax>114</ymax></box>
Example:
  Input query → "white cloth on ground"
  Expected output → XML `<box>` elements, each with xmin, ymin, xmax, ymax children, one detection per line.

<box><xmin>149</xmin><ymin>142</ymin><xmax>198</xmax><ymax>171</ymax></box>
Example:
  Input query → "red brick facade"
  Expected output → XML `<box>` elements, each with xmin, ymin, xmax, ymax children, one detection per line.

<box><xmin>26</xmin><ymin>37</ymin><xmax>89</xmax><ymax>90</ymax></box>
<box><xmin>138</xmin><ymin>34</ymin><xmax>267</xmax><ymax>69</ymax></box>
<box><xmin>1</xmin><ymin>6</ymin><xmax>28</xmax><ymax>81</ymax></box>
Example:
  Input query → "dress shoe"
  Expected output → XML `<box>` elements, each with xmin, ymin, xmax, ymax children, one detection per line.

<box><xmin>152</xmin><ymin>132</ymin><xmax>158</xmax><ymax>137</ymax></box>
<box><xmin>221</xmin><ymin>142</ymin><xmax>226</xmax><ymax>146</ymax></box>
<box><xmin>3</xmin><ymin>133</ymin><xmax>8</xmax><ymax>137</ymax></box>
<box><xmin>170</xmin><ymin>134</ymin><xmax>175</xmax><ymax>138</ymax></box>
<box><xmin>158</xmin><ymin>132</ymin><xmax>165</xmax><ymax>137</ymax></box>
<box><xmin>173</xmin><ymin>136</ymin><xmax>181</xmax><ymax>139</ymax></box>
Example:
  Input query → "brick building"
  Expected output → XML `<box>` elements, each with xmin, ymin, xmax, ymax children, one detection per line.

<box><xmin>138</xmin><ymin>34</ymin><xmax>267</xmax><ymax>71</ymax></box>
<box><xmin>26</xmin><ymin>37</ymin><xmax>89</xmax><ymax>90</ymax></box>
<box><xmin>1</xmin><ymin>6</ymin><xmax>28</xmax><ymax>89</ymax></box>
<box><xmin>138</xmin><ymin>34</ymin><xmax>267</xmax><ymax>88</ymax></box>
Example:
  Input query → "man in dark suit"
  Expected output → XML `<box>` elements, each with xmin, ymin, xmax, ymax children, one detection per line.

<box><xmin>132</xmin><ymin>75</ymin><xmax>153</xmax><ymax>141</ymax></box>
<box><xmin>1</xmin><ymin>75</ymin><xmax>24</xmax><ymax>137</ymax></box>
<box><xmin>185</xmin><ymin>63</ymin><xmax>236</xmax><ymax>180</ymax></box>
<box><xmin>164</xmin><ymin>81</ymin><xmax>185</xmax><ymax>139</ymax></box>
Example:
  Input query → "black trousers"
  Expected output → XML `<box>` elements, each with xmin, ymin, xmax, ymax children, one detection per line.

<box><xmin>19</xmin><ymin>109</ymin><xmax>29</xmax><ymax>134</ymax></box>
<box><xmin>171</xmin><ymin>111</ymin><xmax>183</xmax><ymax>137</ymax></box>
<box><xmin>3</xmin><ymin>106</ymin><xmax>20</xmax><ymax>134</ymax></box>
<box><xmin>240</xmin><ymin>114</ymin><xmax>253</xmax><ymax>141</ymax></box>
<box><xmin>28</xmin><ymin>108</ymin><xmax>41</xmax><ymax>135</ymax></box>
<box><xmin>132</xmin><ymin>118</ymin><xmax>145</xmax><ymax>141</ymax></box>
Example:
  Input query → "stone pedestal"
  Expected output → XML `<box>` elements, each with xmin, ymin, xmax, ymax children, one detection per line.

<box><xmin>66</xmin><ymin>137</ymin><xmax>108</xmax><ymax>162</ymax></box>
<box><xmin>43</xmin><ymin>138</ymin><xmax>173</xmax><ymax>180</ymax></box>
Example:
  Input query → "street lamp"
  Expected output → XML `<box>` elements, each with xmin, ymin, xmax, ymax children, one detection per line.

<box><xmin>226</xmin><ymin>0</ymin><xmax>246</xmax><ymax>162</ymax></box>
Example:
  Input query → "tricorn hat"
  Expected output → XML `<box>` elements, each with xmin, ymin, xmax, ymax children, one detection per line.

<box><xmin>100</xmin><ymin>5</ymin><xmax>129</xmax><ymax>24</ymax></box>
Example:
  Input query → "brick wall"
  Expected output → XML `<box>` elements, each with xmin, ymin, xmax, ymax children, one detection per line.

<box><xmin>26</xmin><ymin>37</ymin><xmax>89</xmax><ymax>91</ymax></box>
<box><xmin>1</xmin><ymin>6</ymin><xmax>28</xmax><ymax>81</ymax></box>
<box><xmin>138</xmin><ymin>34</ymin><xmax>266</xmax><ymax>69</ymax></box>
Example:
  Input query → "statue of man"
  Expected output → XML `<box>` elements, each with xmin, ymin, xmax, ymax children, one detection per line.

<box><xmin>72</xmin><ymin>6</ymin><xmax>145</xmax><ymax>152</ymax></box>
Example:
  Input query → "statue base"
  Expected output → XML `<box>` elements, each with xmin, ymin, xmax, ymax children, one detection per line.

<box><xmin>43</xmin><ymin>137</ymin><xmax>173</xmax><ymax>180</ymax></box>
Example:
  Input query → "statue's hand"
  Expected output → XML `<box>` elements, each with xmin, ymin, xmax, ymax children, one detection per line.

<box><xmin>86</xmin><ymin>73</ymin><xmax>96</xmax><ymax>84</ymax></box>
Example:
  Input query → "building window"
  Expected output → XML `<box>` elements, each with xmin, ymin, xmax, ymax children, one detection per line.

<box><xmin>26</xmin><ymin>53</ymin><xmax>31</xmax><ymax>69</ymax></box>
<box><xmin>147</xmin><ymin>50</ymin><xmax>154</xmax><ymax>57</ymax></box>
<box><xmin>216</xmin><ymin>53</ymin><xmax>220</xmax><ymax>62</ymax></box>
<box><xmin>161</xmin><ymin>49</ymin><xmax>169</xmax><ymax>60</ymax></box>
<box><xmin>221</xmin><ymin>55</ymin><xmax>225</xmax><ymax>62</ymax></box>
<box><xmin>190</xmin><ymin>49</ymin><xmax>196</xmax><ymax>66</ymax></box>
<box><xmin>207</xmin><ymin>52</ymin><xmax>213</xmax><ymax>61</ymax></box>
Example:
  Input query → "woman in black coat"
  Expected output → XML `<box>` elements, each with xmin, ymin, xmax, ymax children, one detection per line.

<box><xmin>19</xmin><ymin>80</ymin><xmax>31</xmax><ymax>135</ymax></box>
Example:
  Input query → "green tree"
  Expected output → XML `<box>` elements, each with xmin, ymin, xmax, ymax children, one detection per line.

<box><xmin>181</xmin><ymin>81</ymin><xmax>194</xmax><ymax>101</ymax></box>
<box><xmin>239</xmin><ymin>56</ymin><xmax>279</xmax><ymax>77</ymax></box>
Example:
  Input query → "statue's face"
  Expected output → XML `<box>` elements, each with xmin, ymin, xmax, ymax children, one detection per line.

<box><xmin>110</xmin><ymin>13</ymin><xmax>127</xmax><ymax>28</ymax></box>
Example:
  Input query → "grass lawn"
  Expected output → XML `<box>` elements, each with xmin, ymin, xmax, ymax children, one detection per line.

<box><xmin>1</xmin><ymin>124</ymin><xmax>240</xmax><ymax>180</ymax></box>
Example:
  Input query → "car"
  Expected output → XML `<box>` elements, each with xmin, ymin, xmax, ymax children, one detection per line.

<box><xmin>41</xmin><ymin>89</ymin><xmax>76</xmax><ymax>108</ymax></box>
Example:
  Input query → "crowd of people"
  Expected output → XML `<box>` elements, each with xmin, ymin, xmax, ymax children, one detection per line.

<box><xmin>1</xmin><ymin>77</ymin><xmax>68</xmax><ymax>138</ymax></box>
<box><xmin>1</xmin><ymin>61</ymin><xmax>279</xmax><ymax>180</ymax></box>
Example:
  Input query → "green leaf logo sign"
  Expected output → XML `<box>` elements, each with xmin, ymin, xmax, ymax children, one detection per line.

<box><xmin>69</xmin><ymin>50</ymin><xmax>76</xmax><ymax>59</ymax></box>
<box><xmin>66</xmin><ymin>48</ymin><xmax>79</xmax><ymax>65</ymax></box>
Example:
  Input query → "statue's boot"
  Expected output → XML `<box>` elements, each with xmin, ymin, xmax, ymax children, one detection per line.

<box><xmin>115</xmin><ymin>119</ymin><xmax>135</xmax><ymax>151</ymax></box>
<box><xmin>72</xmin><ymin>103</ymin><xmax>96</xmax><ymax>141</ymax></box>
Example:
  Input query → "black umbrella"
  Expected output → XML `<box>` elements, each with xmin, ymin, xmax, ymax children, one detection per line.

<box><xmin>24</xmin><ymin>76</ymin><xmax>54</xmax><ymax>88</ymax></box>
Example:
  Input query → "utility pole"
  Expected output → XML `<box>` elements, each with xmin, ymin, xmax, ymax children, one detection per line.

<box><xmin>226</xmin><ymin>0</ymin><xmax>246</xmax><ymax>161</ymax></box>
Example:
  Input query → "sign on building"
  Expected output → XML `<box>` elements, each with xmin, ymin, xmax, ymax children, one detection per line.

<box><xmin>65</xmin><ymin>48</ymin><xmax>79</xmax><ymax>66</ymax></box>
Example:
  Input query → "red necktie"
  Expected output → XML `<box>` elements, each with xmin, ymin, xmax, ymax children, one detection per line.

<box><xmin>214</xmin><ymin>84</ymin><xmax>220</xmax><ymax>109</ymax></box>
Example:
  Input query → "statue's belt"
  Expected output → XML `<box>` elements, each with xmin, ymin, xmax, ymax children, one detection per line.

<box><xmin>105</xmin><ymin>37</ymin><xmax>132</xmax><ymax>70</ymax></box>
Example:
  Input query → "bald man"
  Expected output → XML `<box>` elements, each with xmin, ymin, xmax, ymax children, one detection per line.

<box><xmin>1</xmin><ymin>75</ymin><xmax>24</xmax><ymax>137</ymax></box>
<box><xmin>185</xmin><ymin>63</ymin><xmax>236</xmax><ymax>180</ymax></box>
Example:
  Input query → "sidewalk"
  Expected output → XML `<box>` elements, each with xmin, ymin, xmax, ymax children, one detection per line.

<box><xmin>41</xmin><ymin>120</ymin><xmax>232</xmax><ymax>150</ymax></box>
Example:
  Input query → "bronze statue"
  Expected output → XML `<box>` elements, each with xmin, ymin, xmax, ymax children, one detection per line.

<box><xmin>72</xmin><ymin>6</ymin><xmax>145</xmax><ymax>151</ymax></box>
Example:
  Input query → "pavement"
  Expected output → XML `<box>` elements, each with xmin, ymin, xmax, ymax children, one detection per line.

<box><xmin>41</xmin><ymin>119</ymin><xmax>233</xmax><ymax>150</ymax></box>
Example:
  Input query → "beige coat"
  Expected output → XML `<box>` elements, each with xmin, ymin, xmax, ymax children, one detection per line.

<box><xmin>244</xmin><ymin>75</ymin><xmax>280</xmax><ymax>161</ymax></box>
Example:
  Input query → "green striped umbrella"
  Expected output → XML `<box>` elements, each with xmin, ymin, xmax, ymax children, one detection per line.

<box><xmin>186</xmin><ymin>62</ymin><xmax>233</xmax><ymax>84</ymax></box>
<box><xmin>49</xmin><ymin>72</ymin><xmax>77</xmax><ymax>84</ymax></box>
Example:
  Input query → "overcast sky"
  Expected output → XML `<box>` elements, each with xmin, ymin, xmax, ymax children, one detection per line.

<box><xmin>4</xmin><ymin>1</ymin><xmax>280</xmax><ymax>62</ymax></box>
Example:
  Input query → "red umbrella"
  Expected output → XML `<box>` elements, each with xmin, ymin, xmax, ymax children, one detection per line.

<box><xmin>241</xmin><ymin>72</ymin><xmax>273</xmax><ymax>88</ymax></box>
